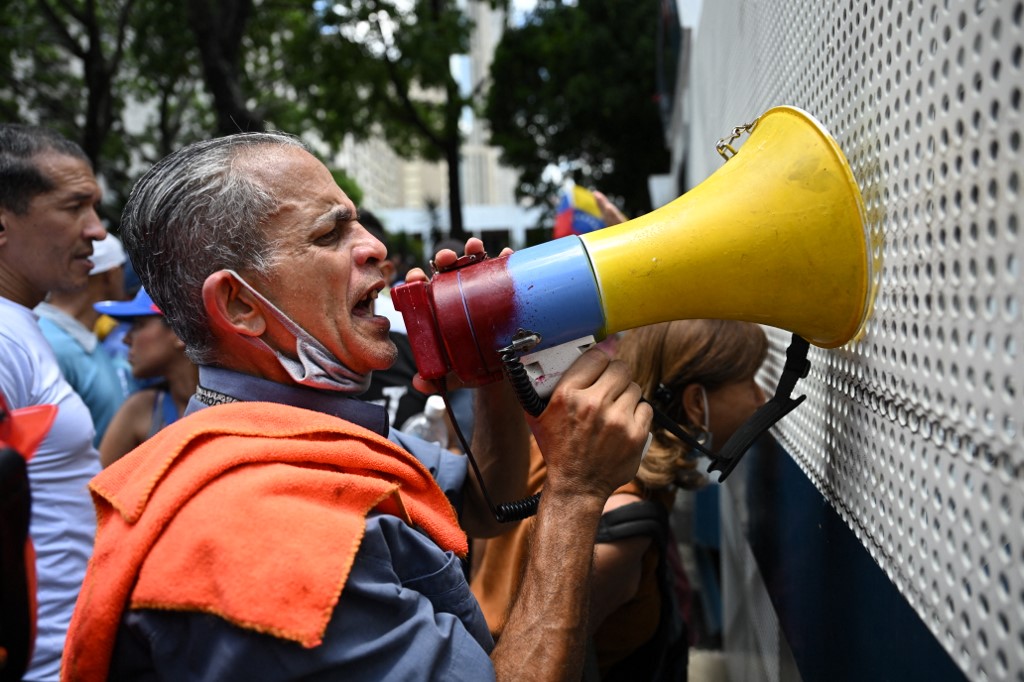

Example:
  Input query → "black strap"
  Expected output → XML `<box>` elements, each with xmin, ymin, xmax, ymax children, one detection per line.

<box><xmin>593</xmin><ymin>497</ymin><xmax>690</xmax><ymax>682</ymax></box>
<box><xmin>595</xmin><ymin>499</ymin><xmax>668</xmax><ymax>547</ymax></box>
<box><xmin>705</xmin><ymin>334</ymin><xmax>810</xmax><ymax>481</ymax></box>
<box><xmin>647</xmin><ymin>402</ymin><xmax>714</xmax><ymax>458</ymax></box>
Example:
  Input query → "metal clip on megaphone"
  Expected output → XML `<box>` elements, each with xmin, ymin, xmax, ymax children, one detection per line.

<box><xmin>392</xmin><ymin>105</ymin><xmax>875</xmax><ymax>521</ymax></box>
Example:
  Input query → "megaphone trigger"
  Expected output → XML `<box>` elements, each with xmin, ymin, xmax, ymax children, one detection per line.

<box><xmin>498</xmin><ymin>334</ymin><xmax>597</xmax><ymax>418</ymax></box>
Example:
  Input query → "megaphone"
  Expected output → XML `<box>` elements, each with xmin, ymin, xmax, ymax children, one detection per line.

<box><xmin>392</xmin><ymin>106</ymin><xmax>873</xmax><ymax>394</ymax></box>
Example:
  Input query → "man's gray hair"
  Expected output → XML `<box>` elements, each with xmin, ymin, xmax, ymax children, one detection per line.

<box><xmin>0</xmin><ymin>124</ymin><xmax>91</xmax><ymax>213</ymax></box>
<box><xmin>120</xmin><ymin>132</ymin><xmax>307</xmax><ymax>364</ymax></box>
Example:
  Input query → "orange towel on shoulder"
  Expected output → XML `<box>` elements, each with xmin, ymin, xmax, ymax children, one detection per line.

<box><xmin>63</xmin><ymin>401</ymin><xmax>467</xmax><ymax>682</ymax></box>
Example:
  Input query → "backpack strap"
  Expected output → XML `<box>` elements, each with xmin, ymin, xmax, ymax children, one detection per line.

<box><xmin>595</xmin><ymin>499</ymin><xmax>668</xmax><ymax>548</ymax></box>
<box><xmin>591</xmin><ymin>498</ymin><xmax>689</xmax><ymax>682</ymax></box>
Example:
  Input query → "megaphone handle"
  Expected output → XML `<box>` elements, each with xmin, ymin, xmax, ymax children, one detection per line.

<box><xmin>462</xmin><ymin>345</ymin><xmax>649</xmax><ymax>523</ymax></box>
<box><xmin>462</xmin><ymin>333</ymin><xmax>811</xmax><ymax>517</ymax></box>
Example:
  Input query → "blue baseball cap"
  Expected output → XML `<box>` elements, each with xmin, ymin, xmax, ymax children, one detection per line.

<box><xmin>93</xmin><ymin>287</ymin><xmax>163</xmax><ymax>319</ymax></box>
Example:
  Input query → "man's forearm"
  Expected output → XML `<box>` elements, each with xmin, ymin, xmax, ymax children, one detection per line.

<box><xmin>490</xmin><ymin>489</ymin><xmax>606</xmax><ymax>681</ymax></box>
<box><xmin>485</xmin><ymin>348</ymin><xmax>651</xmax><ymax>678</ymax></box>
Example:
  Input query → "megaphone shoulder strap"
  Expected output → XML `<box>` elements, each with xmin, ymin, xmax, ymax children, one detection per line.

<box><xmin>705</xmin><ymin>334</ymin><xmax>810</xmax><ymax>481</ymax></box>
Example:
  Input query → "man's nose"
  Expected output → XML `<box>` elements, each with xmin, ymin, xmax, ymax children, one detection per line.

<box><xmin>85</xmin><ymin>210</ymin><xmax>107</xmax><ymax>241</ymax></box>
<box><xmin>357</xmin><ymin>229</ymin><xmax>388</xmax><ymax>265</ymax></box>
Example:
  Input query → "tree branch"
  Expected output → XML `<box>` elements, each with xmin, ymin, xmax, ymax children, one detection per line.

<box><xmin>370</xmin><ymin>14</ymin><xmax>444</xmax><ymax>150</ymax></box>
<box><xmin>110</xmin><ymin>0</ymin><xmax>139</xmax><ymax>71</ymax></box>
<box><xmin>36</xmin><ymin>0</ymin><xmax>86</xmax><ymax>58</ymax></box>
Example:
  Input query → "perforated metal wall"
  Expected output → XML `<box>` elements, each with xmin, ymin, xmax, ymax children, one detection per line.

<box><xmin>686</xmin><ymin>0</ymin><xmax>1023</xmax><ymax>679</ymax></box>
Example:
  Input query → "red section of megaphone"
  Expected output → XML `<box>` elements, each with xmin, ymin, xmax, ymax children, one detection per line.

<box><xmin>392</xmin><ymin>255</ymin><xmax>517</xmax><ymax>387</ymax></box>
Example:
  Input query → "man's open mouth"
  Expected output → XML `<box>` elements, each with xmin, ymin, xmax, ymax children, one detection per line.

<box><xmin>354</xmin><ymin>286</ymin><xmax>382</xmax><ymax>315</ymax></box>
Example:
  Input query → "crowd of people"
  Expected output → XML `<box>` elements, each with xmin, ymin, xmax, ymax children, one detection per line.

<box><xmin>1</xmin><ymin>123</ymin><xmax>768</xmax><ymax>681</ymax></box>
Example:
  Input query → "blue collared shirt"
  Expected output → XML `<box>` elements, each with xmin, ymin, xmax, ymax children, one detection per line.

<box><xmin>109</xmin><ymin>366</ymin><xmax>495</xmax><ymax>681</ymax></box>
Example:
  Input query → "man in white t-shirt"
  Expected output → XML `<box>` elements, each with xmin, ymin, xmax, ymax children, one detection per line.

<box><xmin>0</xmin><ymin>124</ymin><xmax>107</xmax><ymax>681</ymax></box>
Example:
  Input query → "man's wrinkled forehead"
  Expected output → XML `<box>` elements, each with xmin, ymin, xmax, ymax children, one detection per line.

<box><xmin>233</xmin><ymin>143</ymin><xmax>319</xmax><ymax>190</ymax></box>
<box><xmin>35</xmin><ymin>151</ymin><xmax>101</xmax><ymax>200</ymax></box>
<box><xmin>237</xmin><ymin>144</ymin><xmax>353</xmax><ymax>218</ymax></box>
<box><xmin>232</xmin><ymin>145</ymin><xmax>289</xmax><ymax>194</ymax></box>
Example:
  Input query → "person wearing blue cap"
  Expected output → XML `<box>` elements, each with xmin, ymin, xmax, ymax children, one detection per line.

<box><xmin>93</xmin><ymin>287</ymin><xmax>198</xmax><ymax>467</ymax></box>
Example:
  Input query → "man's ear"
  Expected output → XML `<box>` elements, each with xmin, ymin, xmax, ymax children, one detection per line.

<box><xmin>680</xmin><ymin>383</ymin><xmax>706</xmax><ymax>427</ymax></box>
<box><xmin>202</xmin><ymin>271</ymin><xmax>267</xmax><ymax>338</ymax></box>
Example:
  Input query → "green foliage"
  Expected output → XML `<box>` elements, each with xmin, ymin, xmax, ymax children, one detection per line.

<box><xmin>125</xmin><ymin>0</ymin><xmax>213</xmax><ymax>160</ymax></box>
<box><xmin>315</xmin><ymin>0</ymin><xmax>471</xmax><ymax>161</ymax></box>
<box><xmin>0</xmin><ymin>0</ymin><xmax>507</xmax><ymax>233</ymax></box>
<box><xmin>0</xmin><ymin>0</ymin><xmax>149</xmax><ymax>221</ymax></box>
<box><xmin>0</xmin><ymin>0</ymin><xmax>77</xmax><ymax>130</ymax></box>
<box><xmin>241</xmin><ymin>5</ymin><xmax>364</xmax><ymax>145</ymax></box>
<box><xmin>485</xmin><ymin>0</ymin><xmax>670</xmax><ymax>218</ymax></box>
<box><xmin>312</xmin><ymin>0</ymin><xmax>485</xmax><ymax>234</ymax></box>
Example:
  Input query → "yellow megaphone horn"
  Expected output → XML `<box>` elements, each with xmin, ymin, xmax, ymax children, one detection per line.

<box><xmin>393</xmin><ymin>105</ymin><xmax>874</xmax><ymax>389</ymax></box>
<box><xmin>587</xmin><ymin>105</ymin><xmax>872</xmax><ymax>349</ymax></box>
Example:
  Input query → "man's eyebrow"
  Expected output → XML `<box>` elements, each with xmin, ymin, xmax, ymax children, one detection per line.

<box><xmin>317</xmin><ymin>205</ymin><xmax>354</xmax><ymax>226</ymax></box>
<box><xmin>60</xmin><ymin>190</ymin><xmax>101</xmax><ymax>203</ymax></box>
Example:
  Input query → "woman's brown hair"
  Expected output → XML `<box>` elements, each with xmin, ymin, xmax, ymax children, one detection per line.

<box><xmin>615</xmin><ymin>319</ymin><xmax>769</xmax><ymax>490</ymax></box>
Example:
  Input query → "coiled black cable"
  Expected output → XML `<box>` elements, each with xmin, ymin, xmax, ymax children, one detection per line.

<box><xmin>440</xmin><ymin>368</ymin><xmax>542</xmax><ymax>523</ymax></box>
<box><xmin>498</xmin><ymin>346</ymin><xmax>547</xmax><ymax>418</ymax></box>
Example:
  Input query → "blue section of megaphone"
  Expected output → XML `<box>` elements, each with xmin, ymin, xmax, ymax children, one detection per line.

<box><xmin>507</xmin><ymin>237</ymin><xmax>606</xmax><ymax>349</ymax></box>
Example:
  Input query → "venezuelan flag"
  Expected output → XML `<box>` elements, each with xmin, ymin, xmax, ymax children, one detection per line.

<box><xmin>553</xmin><ymin>185</ymin><xmax>606</xmax><ymax>238</ymax></box>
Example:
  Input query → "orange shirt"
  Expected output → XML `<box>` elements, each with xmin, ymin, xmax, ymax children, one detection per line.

<box><xmin>470</xmin><ymin>437</ymin><xmax>674</xmax><ymax>672</ymax></box>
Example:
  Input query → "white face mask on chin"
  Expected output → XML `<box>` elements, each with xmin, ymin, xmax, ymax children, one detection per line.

<box><xmin>224</xmin><ymin>269</ymin><xmax>370</xmax><ymax>393</ymax></box>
